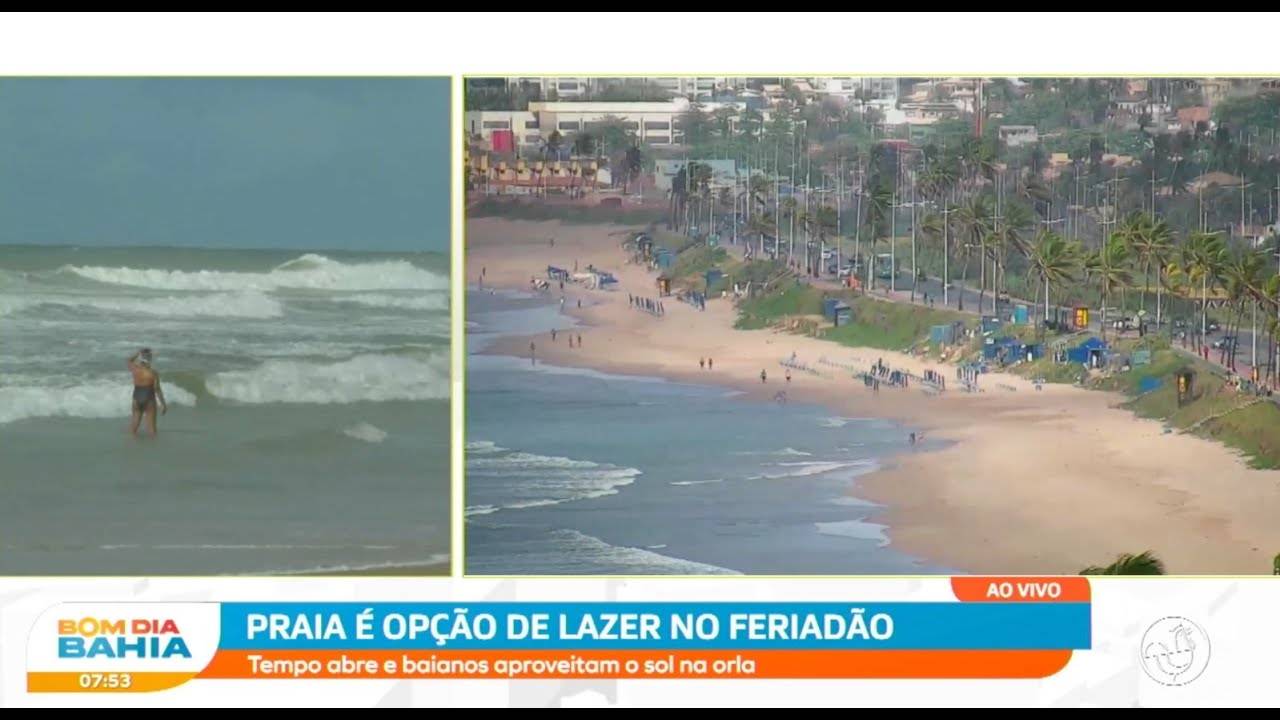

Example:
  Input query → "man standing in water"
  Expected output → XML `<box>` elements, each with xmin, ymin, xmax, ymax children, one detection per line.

<box><xmin>127</xmin><ymin>348</ymin><xmax>167</xmax><ymax>437</ymax></box>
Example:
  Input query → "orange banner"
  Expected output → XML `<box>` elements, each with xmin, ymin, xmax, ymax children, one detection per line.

<box><xmin>199</xmin><ymin>649</ymin><xmax>1073</xmax><ymax>680</ymax></box>
<box><xmin>28</xmin><ymin>672</ymin><xmax>197</xmax><ymax>693</ymax></box>
<box><xmin>951</xmin><ymin>577</ymin><xmax>1091</xmax><ymax>602</ymax></box>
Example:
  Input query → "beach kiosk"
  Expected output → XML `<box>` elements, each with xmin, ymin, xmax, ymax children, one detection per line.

<box><xmin>823</xmin><ymin>298</ymin><xmax>852</xmax><ymax>327</ymax></box>
<box><xmin>1073</xmin><ymin>306</ymin><xmax>1090</xmax><ymax>330</ymax></box>
<box><xmin>1176</xmin><ymin>369</ymin><xmax>1195</xmax><ymax>406</ymax></box>
<box><xmin>1066</xmin><ymin>337</ymin><xmax>1108</xmax><ymax>369</ymax></box>
<box><xmin>654</xmin><ymin>248</ymin><xmax>675</xmax><ymax>269</ymax></box>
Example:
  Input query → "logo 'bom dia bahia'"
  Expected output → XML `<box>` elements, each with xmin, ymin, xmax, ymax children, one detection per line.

<box><xmin>57</xmin><ymin>617</ymin><xmax>193</xmax><ymax>659</ymax></box>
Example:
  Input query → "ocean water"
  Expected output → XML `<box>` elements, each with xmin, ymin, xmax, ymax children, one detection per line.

<box><xmin>465</xmin><ymin>290</ymin><xmax>944</xmax><ymax>575</ymax></box>
<box><xmin>0</xmin><ymin>246</ymin><xmax>450</xmax><ymax>574</ymax></box>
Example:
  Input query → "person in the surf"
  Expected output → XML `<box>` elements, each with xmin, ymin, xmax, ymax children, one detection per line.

<box><xmin>127</xmin><ymin>348</ymin><xmax>167</xmax><ymax>436</ymax></box>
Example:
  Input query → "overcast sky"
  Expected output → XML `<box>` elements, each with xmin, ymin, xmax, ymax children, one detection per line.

<box><xmin>0</xmin><ymin>77</ymin><xmax>449</xmax><ymax>252</ymax></box>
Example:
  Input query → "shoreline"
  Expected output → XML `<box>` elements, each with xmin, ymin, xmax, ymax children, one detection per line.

<box><xmin>467</xmin><ymin>216</ymin><xmax>1280</xmax><ymax>575</ymax></box>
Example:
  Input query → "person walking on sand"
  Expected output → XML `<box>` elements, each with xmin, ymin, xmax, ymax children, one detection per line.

<box><xmin>761</xmin><ymin>369</ymin><xmax>767</xmax><ymax>383</ymax></box>
<box><xmin>699</xmin><ymin>358</ymin><xmax>705</xmax><ymax>370</ymax></box>
<box><xmin>551</xmin><ymin>328</ymin><xmax>557</xmax><ymax>342</ymax></box>
<box><xmin>530</xmin><ymin>341</ymin><xmax>536</xmax><ymax>366</ymax></box>
<box><xmin>577</xmin><ymin>334</ymin><xmax>582</xmax><ymax>348</ymax></box>
<box><xmin>127</xmin><ymin>348</ymin><xmax>168</xmax><ymax>437</ymax></box>
<box><xmin>785</xmin><ymin>369</ymin><xmax>792</xmax><ymax>383</ymax></box>
<box><xmin>708</xmin><ymin>357</ymin><xmax>713</xmax><ymax>371</ymax></box>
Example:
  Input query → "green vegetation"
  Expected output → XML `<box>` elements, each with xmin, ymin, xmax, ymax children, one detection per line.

<box><xmin>1198</xmin><ymin>401</ymin><xmax>1280</xmax><ymax>470</ymax></box>
<box><xmin>668</xmin><ymin>245</ymin><xmax>728</xmax><ymax>288</ymax></box>
<box><xmin>468</xmin><ymin>199</ymin><xmax>665</xmax><ymax>226</ymax></box>
<box><xmin>1098</xmin><ymin>351</ymin><xmax>1280</xmax><ymax>469</ymax></box>
<box><xmin>1009</xmin><ymin>355</ymin><xmax>1088</xmax><ymax>384</ymax></box>
<box><xmin>825</xmin><ymin>297</ymin><xmax>970</xmax><ymax>352</ymax></box>
<box><xmin>735</xmin><ymin>284</ymin><xmax>823</xmax><ymax>330</ymax></box>
<box><xmin>1080</xmin><ymin>551</ymin><xmax>1166</xmax><ymax>575</ymax></box>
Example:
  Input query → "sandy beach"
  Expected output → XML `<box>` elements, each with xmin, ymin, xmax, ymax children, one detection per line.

<box><xmin>467</xmin><ymin>216</ymin><xmax>1280</xmax><ymax>574</ymax></box>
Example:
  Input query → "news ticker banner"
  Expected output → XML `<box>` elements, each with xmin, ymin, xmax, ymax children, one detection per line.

<box><xmin>24</xmin><ymin>577</ymin><xmax>1089</xmax><ymax>693</ymax></box>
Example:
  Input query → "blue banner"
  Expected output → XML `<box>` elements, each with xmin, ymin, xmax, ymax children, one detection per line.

<box><xmin>220</xmin><ymin>602</ymin><xmax>1091</xmax><ymax>651</ymax></box>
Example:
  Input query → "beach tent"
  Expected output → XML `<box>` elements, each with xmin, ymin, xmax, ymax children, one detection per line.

<box><xmin>654</xmin><ymin>248</ymin><xmax>674</xmax><ymax>269</ymax></box>
<box><xmin>596</xmin><ymin>271</ymin><xmax>618</xmax><ymax>288</ymax></box>
<box><xmin>984</xmin><ymin>336</ymin><xmax>1042</xmax><ymax>363</ymax></box>
<box><xmin>1066</xmin><ymin>337</ymin><xmax>1108</xmax><ymax>367</ymax></box>
<box><xmin>547</xmin><ymin>265</ymin><xmax>569</xmax><ymax>280</ymax></box>
<box><xmin>981</xmin><ymin>315</ymin><xmax>1003</xmax><ymax>334</ymax></box>
<box><xmin>983</xmin><ymin>336</ymin><xmax>1019</xmax><ymax>360</ymax></box>
<box><xmin>656</xmin><ymin>276</ymin><xmax>672</xmax><ymax>296</ymax></box>
<box><xmin>705</xmin><ymin>268</ymin><xmax>724</xmax><ymax>289</ymax></box>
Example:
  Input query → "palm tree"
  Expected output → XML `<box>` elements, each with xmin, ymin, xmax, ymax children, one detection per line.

<box><xmin>1179</xmin><ymin>232</ymin><xmax>1227</xmax><ymax>347</ymax></box>
<box><xmin>620</xmin><ymin>145</ymin><xmax>643</xmax><ymax>195</ymax></box>
<box><xmin>954</xmin><ymin>194</ymin><xmax>993</xmax><ymax>311</ymax></box>
<box><xmin>1086</xmin><ymin>234</ymin><xmax>1134</xmax><ymax>341</ymax></box>
<box><xmin>1080</xmin><ymin>551</ymin><xmax>1166</xmax><ymax>575</ymax></box>
<box><xmin>861</xmin><ymin>181</ymin><xmax>892</xmax><ymax>290</ymax></box>
<box><xmin>780</xmin><ymin>196</ymin><xmax>799</xmax><ymax>263</ymax></box>
<box><xmin>804</xmin><ymin>205</ymin><xmax>838</xmax><ymax>276</ymax></box>
<box><xmin>1220</xmin><ymin>248</ymin><xmax>1269</xmax><ymax>369</ymax></box>
<box><xmin>1019</xmin><ymin>174</ymin><xmax>1054</xmax><ymax>216</ymax></box>
<box><xmin>1115</xmin><ymin>214</ymin><xmax>1147</xmax><ymax>315</ymax></box>
<box><xmin>1130</xmin><ymin>216</ymin><xmax>1174</xmax><ymax>325</ymax></box>
<box><xmin>995</xmin><ymin>202</ymin><xmax>1035</xmax><ymax>303</ymax></box>
<box><xmin>745</xmin><ymin>211</ymin><xmax>774</xmax><ymax>260</ymax></box>
<box><xmin>1025</xmin><ymin>229</ymin><xmax>1079</xmax><ymax>326</ymax></box>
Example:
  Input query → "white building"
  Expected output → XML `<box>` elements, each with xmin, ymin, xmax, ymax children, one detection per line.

<box><xmin>495</xmin><ymin>77</ymin><xmax>738</xmax><ymax>101</ymax></box>
<box><xmin>998</xmin><ymin>125</ymin><xmax>1039</xmax><ymax>148</ymax></box>
<box><xmin>860</xmin><ymin>77</ymin><xmax>899</xmax><ymax>101</ymax></box>
<box><xmin>464</xmin><ymin>110</ymin><xmax>541</xmax><ymax>149</ymax></box>
<box><xmin>526</xmin><ymin>99</ymin><xmax>693</xmax><ymax>147</ymax></box>
<box><xmin>899</xmin><ymin>102</ymin><xmax>962</xmax><ymax>125</ymax></box>
<box><xmin>504</xmin><ymin>77</ymin><xmax>593</xmax><ymax>99</ymax></box>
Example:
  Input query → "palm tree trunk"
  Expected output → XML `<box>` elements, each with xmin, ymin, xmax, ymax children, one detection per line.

<box><xmin>1032</xmin><ymin>273</ymin><xmax>1043</xmax><ymax>335</ymax></box>
<box><xmin>1101</xmin><ymin>284</ymin><xmax>1109</xmax><ymax>342</ymax></box>
<box><xmin>1155</xmin><ymin>271</ymin><xmax>1163</xmax><ymax>329</ymax></box>
<box><xmin>1142</xmin><ymin>260</ymin><xmax>1151</xmax><ymax>316</ymax></box>
<box><xmin>978</xmin><ymin>246</ymin><xmax>986</xmax><ymax>314</ymax></box>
